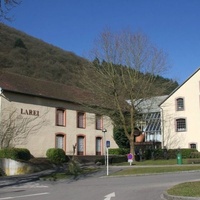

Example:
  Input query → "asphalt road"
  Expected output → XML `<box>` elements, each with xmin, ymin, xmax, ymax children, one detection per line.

<box><xmin>0</xmin><ymin>168</ymin><xmax>200</xmax><ymax>200</ymax></box>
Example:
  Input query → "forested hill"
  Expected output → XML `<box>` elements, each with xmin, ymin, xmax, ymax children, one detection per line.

<box><xmin>0</xmin><ymin>23</ymin><xmax>89</xmax><ymax>85</ymax></box>
<box><xmin>0</xmin><ymin>23</ymin><xmax>178</xmax><ymax>94</ymax></box>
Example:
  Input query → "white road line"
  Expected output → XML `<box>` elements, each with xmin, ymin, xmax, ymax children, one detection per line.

<box><xmin>11</xmin><ymin>183</ymin><xmax>48</xmax><ymax>188</ymax></box>
<box><xmin>0</xmin><ymin>192</ymin><xmax>49</xmax><ymax>200</ymax></box>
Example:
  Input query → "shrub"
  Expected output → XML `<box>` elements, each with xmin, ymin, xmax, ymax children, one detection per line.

<box><xmin>0</xmin><ymin>148</ymin><xmax>31</xmax><ymax>161</ymax></box>
<box><xmin>111</xmin><ymin>155</ymin><xmax>127</xmax><ymax>163</ymax></box>
<box><xmin>180</xmin><ymin>148</ymin><xmax>198</xmax><ymax>158</ymax></box>
<box><xmin>95</xmin><ymin>158</ymin><xmax>105</xmax><ymax>165</ymax></box>
<box><xmin>95</xmin><ymin>155</ymin><xmax>127</xmax><ymax>164</ymax></box>
<box><xmin>152</xmin><ymin>148</ymin><xmax>198</xmax><ymax>160</ymax></box>
<box><xmin>144</xmin><ymin>149</ymin><xmax>152</xmax><ymax>160</ymax></box>
<box><xmin>189</xmin><ymin>151</ymin><xmax>200</xmax><ymax>158</ymax></box>
<box><xmin>109</xmin><ymin>148</ymin><xmax>129</xmax><ymax>155</ymax></box>
<box><xmin>46</xmin><ymin>148</ymin><xmax>66</xmax><ymax>164</ymax></box>
<box><xmin>67</xmin><ymin>159</ymin><xmax>81</xmax><ymax>176</ymax></box>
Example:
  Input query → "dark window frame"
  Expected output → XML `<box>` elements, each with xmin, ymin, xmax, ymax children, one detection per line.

<box><xmin>176</xmin><ymin>118</ymin><xmax>186</xmax><ymax>132</ymax></box>
<box><xmin>190</xmin><ymin>143</ymin><xmax>197</xmax><ymax>149</ymax></box>
<box><xmin>77</xmin><ymin>111</ymin><xmax>86</xmax><ymax>128</ymax></box>
<box><xmin>176</xmin><ymin>98</ymin><xmax>184</xmax><ymax>111</ymax></box>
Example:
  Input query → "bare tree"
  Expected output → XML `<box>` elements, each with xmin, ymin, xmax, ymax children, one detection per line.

<box><xmin>162</xmin><ymin>115</ymin><xmax>183</xmax><ymax>149</ymax></box>
<box><xmin>0</xmin><ymin>0</ymin><xmax>21</xmax><ymax>21</ymax></box>
<box><xmin>0</xmin><ymin>107</ymin><xmax>49</xmax><ymax>148</ymax></box>
<box><xmin>79</xmin><ymin>28</ymin><xmax>169</xmax><ymax>156</ymax></box>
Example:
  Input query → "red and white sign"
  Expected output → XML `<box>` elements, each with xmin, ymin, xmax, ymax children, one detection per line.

<box><xmin>127</xmin><ymin>153</ymin><xmax>134</xmax><ymax>165</ymax></box>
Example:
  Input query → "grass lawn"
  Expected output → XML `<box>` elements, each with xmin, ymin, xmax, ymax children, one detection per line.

<box><xmin>113</xmin><ymin>159</ymin><xmax>188</xmax><ymax>166</ymax></box>
<box><xmin>167</xmin><ymin>181</ymin><xmax>200</xmax><ymax>197</ymax></box>
<box><xmin>112</xmin><ymin>165</ymin><xmax>200</xmax><ymax>176</ymax></box>
<box><xmin>112</xmin><ymin>159</ymin><xmax>200</xmax><ymax>175</ymax></box>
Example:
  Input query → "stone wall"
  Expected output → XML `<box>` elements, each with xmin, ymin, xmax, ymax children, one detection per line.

<box><xmin>0</xmin><ymin>158</ymin><xmax>52</xmax><ymax>176</ymax></box>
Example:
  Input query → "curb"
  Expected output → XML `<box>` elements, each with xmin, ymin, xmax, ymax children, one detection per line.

<box><xmin>163</xmin><ymin>191</ymin><xmax>200</xmax><ymax>200</ymax></box>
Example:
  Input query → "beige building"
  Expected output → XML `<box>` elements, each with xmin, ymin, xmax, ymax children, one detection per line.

<box><xmin>160</xmin><ymin>68</ymin><xmax>200</xmax><ymax>151</ymax></box>
<box><xmin>0</xmin><ymin>71</ymin><xmax>117</xmax><ymax>157</ymax></box>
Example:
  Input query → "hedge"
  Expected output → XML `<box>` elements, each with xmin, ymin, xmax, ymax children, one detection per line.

<box><xmin>109</xmin><ymin>148</ymin><xmax>129</xmax><ymax>155</ymax></box>
<box><xmin>149</xmin><ymin>148</ymin><xmax>198</xmax><ymax>160</ymax></box>
<box><xmin>190</xmin><ymin>151</ymin><xmax>200</xmax><ymax>158</ymax></box>
<box><xmin>109</xmin><ymin>148</ymin><xmax>198</xmax><ymax>160</ymax></box>
<box><xmin>0</xmin><ymin>148</ymin><xmax>31</xmax><ymax>161</ymax></box>
<box><xmin>95</xmin><ymin>155</ymin><xmax>127</xmax><ymax>165</ymax></box>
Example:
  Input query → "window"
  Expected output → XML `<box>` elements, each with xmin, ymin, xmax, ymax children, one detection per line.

<box><xmin>77</xmin><ymin>112</ymin><xmax>86</xmax><ymax>128</ymax></box>
<box><xmin>176</xmin><ymin>118</ymin><xmax>186</xmax><ymax>132</ymax></box>
<box><xmin>96</xmin><ymin>137</ymin><xmax>102</xmax><ymax>155</ymax></box>
<box><xmin>77</xmin><ymin>135</ymin><xmax>85</xmax><ymax>155</ymax></box>
<box><xmin>55</xmin><ymin>133</ymin><xmax>66</xmax><ymax>151</ymax></box>
<box><xmin>95</xmin><ymin>114</ymin><xmax>102</xmax><ymax>130</ymax></box>
<box><xmin>176</xmin><ymin>98</ymin><xmax>184</xmax><ymax>111</ymax></box>
<box><xmin>190</xmin><ymin>143</ymin><xmax>196</xmax><ymax>149</ymax></box>
<box><xmin>56</xmin><ymin>108</ymin><xmax>66</xmax><ymax>126</ymax></box>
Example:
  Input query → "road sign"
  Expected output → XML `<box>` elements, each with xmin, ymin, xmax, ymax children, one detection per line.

<box><xmin>127</xmin><ymin>153</ymin><xmax>133</xmax><ymax>165</ymax></box>
<box><xmin>106</xmin><ymin>140</ymin><xmax>110</xmax><ymax>148</ymax></box>
<box><xmin>128</xmin><ymin>153</ymin><xmax>133</xmax><ymax>159</ymax></box>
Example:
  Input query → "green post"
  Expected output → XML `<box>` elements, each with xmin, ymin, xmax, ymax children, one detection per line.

<box><xmin>177</xmin><ymin>152</ymin><xmax>182</xmax><ymax>164</ymax></box>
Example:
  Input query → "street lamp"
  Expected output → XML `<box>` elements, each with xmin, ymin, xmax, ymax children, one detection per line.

<box><xmin>102</xmin><ymin>128</ymin><xmax>107</xmax><ymax>165</ymax></box>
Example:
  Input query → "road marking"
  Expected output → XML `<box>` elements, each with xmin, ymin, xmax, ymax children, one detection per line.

<box><xmin>104</xmin><ymin>192</ymin><xmax>115</xmax><ymax>200</ymax></box>
<box><xmin>0</xmin><ymin>192</ymin><xmax>49</xmax><ymax>200</ymax></box>
<box><xmin>11</xmin><ymin>183</ymin><xmax>48</xmax><ymax>188</ymax></box>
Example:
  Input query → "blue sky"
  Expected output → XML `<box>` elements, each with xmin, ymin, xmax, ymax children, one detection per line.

<box><xmin>3</xmin><ymin>0</ymin><xmax>200</xmax><ymax>84</ymax></box>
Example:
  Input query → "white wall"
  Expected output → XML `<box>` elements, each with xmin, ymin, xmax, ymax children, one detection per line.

<box><xmin>161</xmin><ymin>69</ymin><xmax>200</xmax><ymax>151</ymax></box>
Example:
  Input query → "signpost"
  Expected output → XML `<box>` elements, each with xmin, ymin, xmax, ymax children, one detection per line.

<box><xmin>127</xmin><ymin>153</ymin><xmax>133</xmax><ymax>165</ymax></box>
<box><xmin>106</xmin><ymin>140</ymin><xmax>110</xmax><ymax>176</ymax></box>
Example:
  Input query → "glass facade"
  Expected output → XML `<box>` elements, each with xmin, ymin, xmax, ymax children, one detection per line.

<box><xmin>140</xmin><ymin>112</ymin><xmax>161</xmax><ymax>142</ymax></box>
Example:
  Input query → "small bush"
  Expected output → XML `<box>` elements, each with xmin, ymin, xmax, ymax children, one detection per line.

<box><xmin>46</xmin><ymin>148</ymin><xmax>66</xmax><ymax>164</ymax></box>
<box><xmin>0</xmin><ymin>148</ymin><xmax>31</xmax><ymax>161</ymax></box>
<box><xmin>67</xmin><ymin>160</ymin><xmax>81</xmax><ymax>176</ymax></box>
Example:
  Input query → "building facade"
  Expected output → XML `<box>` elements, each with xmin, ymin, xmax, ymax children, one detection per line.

<box><xmin>160</xmin><ymin>68</ymin><xmax>200</xmax><ymax>151</ymax></box>
<box><xmin>0</xmin><ymin>71</ymin><xmax>117</xmax><ymax>157</ymax></box>
<box><xmin>135</xmin><ymin>96</ymin><xmax>168</xmax><ymax>143</ymax></box>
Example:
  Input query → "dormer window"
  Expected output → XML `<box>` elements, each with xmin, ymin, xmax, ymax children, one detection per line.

<box><xmin>176</xmin><ymin>98</ymin><xmax>184</xmax><ymax>111</ymax></box>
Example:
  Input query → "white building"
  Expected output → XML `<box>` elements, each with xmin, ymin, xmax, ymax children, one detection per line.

<box><xmin>160</xmin><ymin>68</ymin><xmax>200</xmax><ymax>151</ymax></box>
<box><xmin>0</xmin><ymin>71</ymin><xmax>117</xmax><ymax>157</ymax></box>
